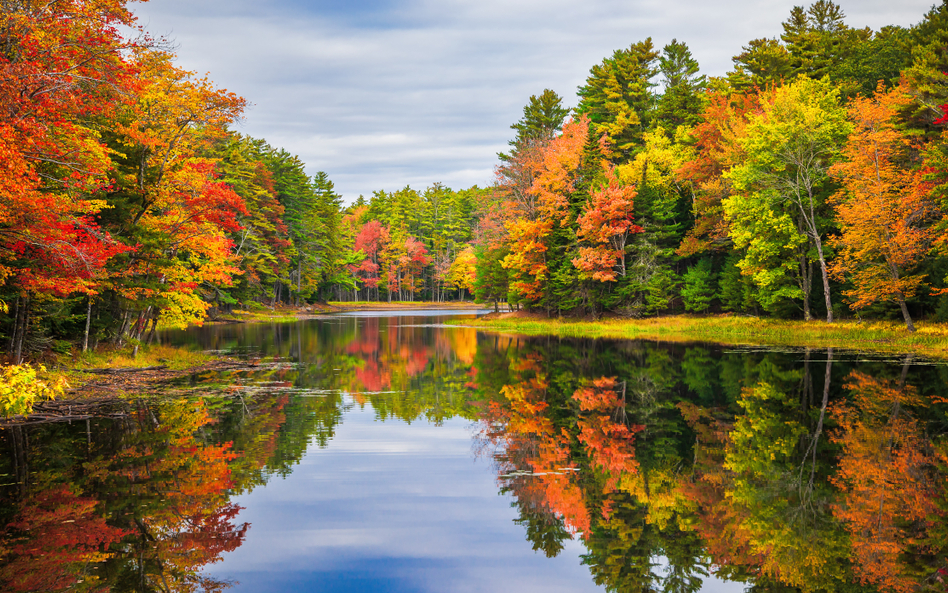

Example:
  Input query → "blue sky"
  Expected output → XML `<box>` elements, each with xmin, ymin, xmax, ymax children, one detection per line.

<box><xmin>131</xmin><ymin>0</ymin><xmax>936</xmax><ymax>202</ymax></box>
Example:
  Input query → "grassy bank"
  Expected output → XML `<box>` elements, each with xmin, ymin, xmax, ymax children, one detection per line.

<box><xmin>0</xmin><ymin>343</ymin><xmax>226</xmax><ymax>419</ymax></box>
<box><xmin>326</xmin><ymin>301</ymin><xmax>483</xmax><ymax>311</ymax></box>
<box><xmin>205</xmin><ymin>301</ymin><xmax>483</xmax><ymax>324</ymax></box>
<box><xmin>62</xmin><ymin>343</ymin><xmax>219</xmax><ymax>373</ymax></box>
<box><xmin>56</xmin><ymin>342</ymin><xmax>221</xmax><ymax>390</ymax></box>
<box><xmin>461</xmin><ymin>313</ymin><xmax>948</xmax><ymax>359</ymax></box>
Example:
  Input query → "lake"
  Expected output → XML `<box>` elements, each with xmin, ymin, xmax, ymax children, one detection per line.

<box><xmin>1</xmin><ymin>310</ymin><xmax>947</xmax><ymax>592</ymax></box>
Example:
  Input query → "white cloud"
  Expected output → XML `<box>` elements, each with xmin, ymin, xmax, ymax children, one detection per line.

<box><xmin>205</xmin><ymin>410</ymin><xmax>606</xmax><ymax>591</ymax></box>
<box><xmin>131</xmin><ymin>0</ymin><xmax>934</xmax><ymax>202</ymax></box>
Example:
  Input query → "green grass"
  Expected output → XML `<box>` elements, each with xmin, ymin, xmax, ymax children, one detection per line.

<box><xmin>227</xmin><ymin>309</ymin><xmax>301</xmax><ymax>322</ymax></box>
<box><xmin>459</xmin><ymin>314</ymin><xmax>948</xmax><ymax>359</ymax></box>
<box><xmin>63</xmin><ymin>342</ymin><xmax>216</xmax><ymax>371</ymax></box>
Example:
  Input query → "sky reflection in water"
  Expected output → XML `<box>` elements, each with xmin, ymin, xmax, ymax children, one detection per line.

<box><xmin>207</xmin><ymin>406</ymin><xmax>602</xmax><ymax>592</ymax></box>
<box><xmin>3</xmin><ymin>311</ymin><xmax>946</xmax><ymax>592</ymax></box>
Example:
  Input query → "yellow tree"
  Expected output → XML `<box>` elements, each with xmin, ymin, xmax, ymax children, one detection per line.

<box><xmin>446</xmin><ymin>245</ymin><xmax>477</xmax><ymax>298</ymax></box>
<box><xmin>829</xmin><ymin>84</ymin><xmax>937</xmax><ymax>332</ymax></box>
<box><xmin>726</xmin><ymin>77</ymin><xmax>851</xmax><ymax>321</ymax></box>
<box><xmin>108</xmin><ymin>47</ymin><xmax>248</xmax><ymax>334</ymax></box>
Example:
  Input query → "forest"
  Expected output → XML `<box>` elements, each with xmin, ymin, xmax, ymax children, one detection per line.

<box><xmin>4</xmin><ymin>0</ymin><xmax>948</xmax><ymax>363</ymax></box>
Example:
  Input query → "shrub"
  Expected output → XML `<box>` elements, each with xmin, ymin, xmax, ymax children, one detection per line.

<box><xmin>0</xmin><ymin>364</ymin><xmax>67</xmax><ymax>418</ymax></box>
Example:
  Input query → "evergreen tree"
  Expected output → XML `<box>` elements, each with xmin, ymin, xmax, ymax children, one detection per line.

<box><xmin>576</xmin><ymin>39</ymin><xmax>659</xmax><ymax>160</ymax></box>
<box><xmin>681</xmin><ymin>259</ymin><xmax>716</xmax><ymax>313</ymax></box>
<box><xmin>717</xmin><ymin>252</ymin><xmax>758</xmax><ymax>313</ymax></box>
<box><xmin>501</xmin><ymin>89</ymin><xmax>571</xmax><ymax>159</ymax></box>
<box><xmin>833</xmin><ymin>26</ymin><xmax>913</xmax><ymax>98</ymax></box>
<box><xmin>728</xmin><ymin>38</ymin><xmax>792</xmax><ymax>90</ymax></box>
<box><xmin>903</xmin><ymin>1</ymin><xmax>948</xmax><ymax>135</ymax></box>
<box><xmin>780</xmin><ymin>1</ymin><xmax>864</xmax><ymax>82</ymax></box>
<box><xmin>655</xmin><ymin>39</ymin><xmax>707</xmax><ymax>129</ymax></box>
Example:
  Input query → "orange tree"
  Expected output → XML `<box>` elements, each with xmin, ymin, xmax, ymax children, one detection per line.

<box><xmin>831</xmin><ymin>370</ymin><xmax>947</xmax><ymax>593</ymax></box>
<box><xmin>829</xmin><ymin>83</ymin><xmax>937</xmax><ymax>332</ymax></box>
<box><xmin>502</xmin><ymin>115</ymin><xmax>589</xmax><ymax>311</ymax></box>
<box><xmin>573</xmin><ymin>166</ymin><xmax>642</xmax><ymax>284</ymax></box>
<box><xmin>83</xmin><ymin>398</ymin><xmax>249</xmax><ymax>592</ymax></box>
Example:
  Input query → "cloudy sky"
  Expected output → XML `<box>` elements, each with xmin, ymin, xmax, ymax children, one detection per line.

<box><xmin>205</xmin><ymin>405</ymin><xmax>742</xmax><ymax>592</ymax></box>
<box><xmin>130</xmin><ymin>0</ymin><xmax>935</xmax><ymax>203</ymax></box>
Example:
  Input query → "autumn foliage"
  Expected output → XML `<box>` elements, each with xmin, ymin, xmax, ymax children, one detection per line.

<box><xmin>830</xmin><ymin>84</ymin><xmax>936</xmax><ymax>331</ymax></box>
<box><xmin>574</xmin><ymin>168</ymin><xmax>643</xmax><ymax>282</ymax></box>
<box><xmin>0</xmin><ymin>0</ymin><xmax>137</xmax><ymax>296</ymax></box>
<box><xmin>831</xmin><ymin>371</ymin><xmax>945</xmax><ymax>593</ymax></box>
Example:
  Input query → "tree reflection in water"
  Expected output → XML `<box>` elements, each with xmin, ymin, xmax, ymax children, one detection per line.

<box><xmin>470</xmin><ymin>337</ymin><xmax>948</xmax><ymax>593</ymax></box>
<box><xmin>2</xmin><ymin>318</ymin><xmax>948</xmax><ymax>592</ymax></box>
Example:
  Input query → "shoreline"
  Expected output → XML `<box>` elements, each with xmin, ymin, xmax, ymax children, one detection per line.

<box><xmin>16</xmin><ymin>305</ymin><xmax>948</xmax><ymax>425</ymax></box>
<box><xmin>219</xmin><ymin>302</ymin><xmax>948</xmax><ymax>360</ymax></box>
<box><xmin>202</xmin><ymin>301</ymin><xmax>486</xmax><ymax>324</ymax></box>
<box><xmin>460</xmin><ymin>311</ymin><xmax>948</xmax><ymax>360</ymax></box>
<box><xmin>9</xmin><ymin>301</ymin><xmax>485</xmax><ymax>420</ymax></box>
<box><xmin>1</xmin><ymin>357</ymin><xmax>261</xmax><ymax>427</ymax></box>
<box><xmin>197</xmin><ymin>304</ymin><xmax>948</xmax><ymax>360</ymax></box>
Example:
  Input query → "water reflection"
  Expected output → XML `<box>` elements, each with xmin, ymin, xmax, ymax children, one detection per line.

<box><xmin>470</xmin><ymin>337</ymin><xmax>948</xmax><ymax>593</ymax></box>
<box><xmin>1</xmin><ymin>314</ymin><xmax>947</xmax><ymax>592</ymax></box>
<box><xmin>0</xmin><ymin>398</ymin><xmax>252</xmax><ymax>592</ymax></box>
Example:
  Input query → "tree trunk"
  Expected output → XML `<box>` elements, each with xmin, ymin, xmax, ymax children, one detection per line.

<box><xmin>83</xmin><ymin>297</ymin><xmax>93</xmax><ymax>353</ymax></box>
<box><xmin>14</xmin><ymin>294</ymin><xmax>29</xmax><ymax>364</ymax></box>
<box><xmin>800</xmin><ymin>254</ymin><xmax>812</xmax><ymax>321</ymax></box>
<box><xmin>117</xmin><ymin>309</ymin><xmax>132</xmax><ymax>346</ymax></box>
<box><xmin>897</xmin><ymin>294</ymin><xmax>916</xmax><ymax>332</ymax></box>
<box><xmin>8</xmin><ymin>296</ymin><xmax>19</xmax><ymax>354</ymax></box>
<box><xmin>146</xmin><ymin>316</ymin><xmax>159</xmax><ymax>345</ymax></box>
<box><xmin>803</xmin><ymin>348</ymin><xmax>832</xmax><ymax>495</ymax></box>
<box><xmin>813</xmin><ymin>237</ymin><xmax>834</xmax><ymax>323</ymax></box>
<box><xmin>134</xmin><ymin>309</ymin><xmax>147</xmax><ymax>341</ymax></box>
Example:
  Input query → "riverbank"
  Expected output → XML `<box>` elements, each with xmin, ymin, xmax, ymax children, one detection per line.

<box><xmin>325</xmin><ymin>300</ymin><xmax>483</xmax><ymax>311</ymax></box>
<box><xmin>204</xmin><ymin>301</ymin><xmax>483</xmax><ymax>324</ymax></box>
<box><xmin>462</xmin><ymin>312</ymin><xmax>948</xmax><ymax>359</ymax></box>
<box><xmin>38</xmin><ymin>303</ymin><xmax>480</xmax><ymax>404</ymax></box>
<box><xmin>0</xmin><ymin>343</ymin><xmax>253</xmax><ymax>425</ymax></box>
<box><xmin>59</xmin><ymin>343</ymin><xmax>247</xmax><ymax>396</ymax></box>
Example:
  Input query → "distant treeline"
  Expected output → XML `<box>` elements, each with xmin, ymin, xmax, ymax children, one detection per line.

<box><xmin>3</xmin><ymin>0</ymin><xmax>948</xmax><ymax>360</ymax></box>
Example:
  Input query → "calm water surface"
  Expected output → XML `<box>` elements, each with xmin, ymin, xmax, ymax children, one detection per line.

<box><xmin>1</xmin><ymin>311</ymin><xmax>947</xmax><ymax>592</ymax></box>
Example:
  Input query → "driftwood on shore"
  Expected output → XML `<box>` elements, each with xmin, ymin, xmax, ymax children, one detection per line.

<box><xmin>2</xmin><ymin>398</ymin><xmax>132</xmax><ymax>425</ymax></box>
